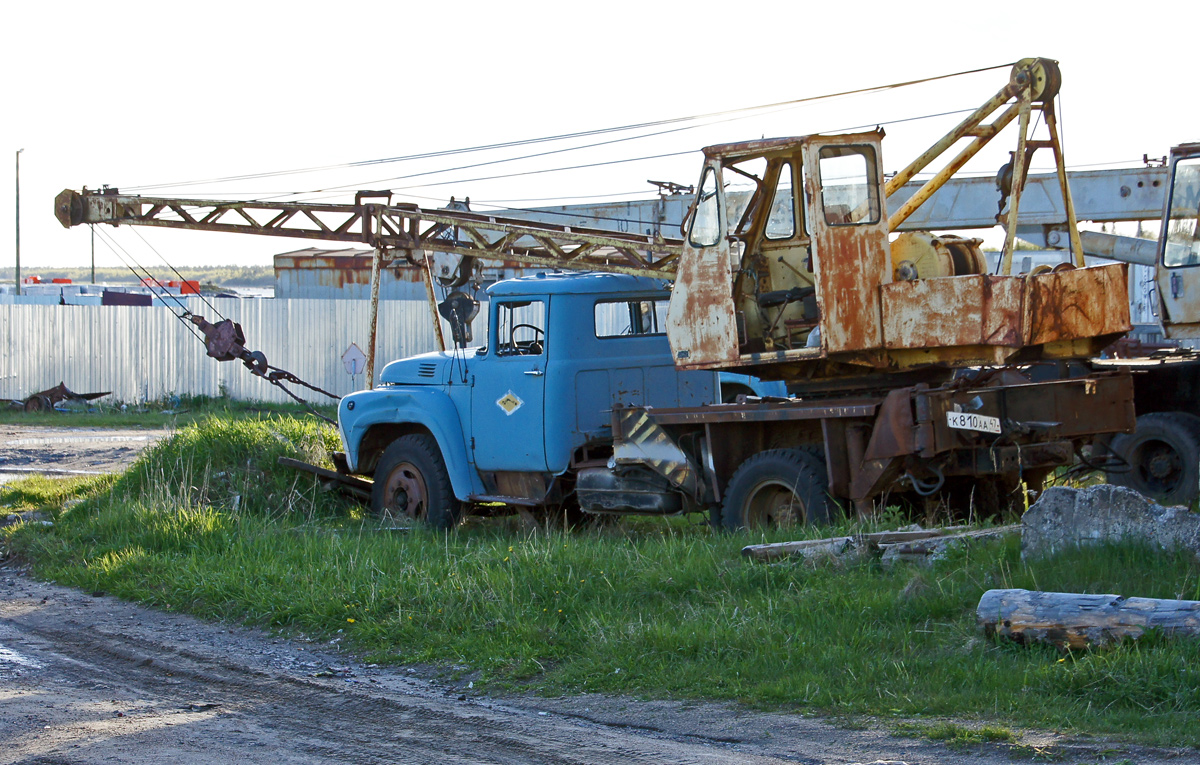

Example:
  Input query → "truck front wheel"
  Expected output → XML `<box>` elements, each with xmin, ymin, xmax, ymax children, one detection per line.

<box><xmin>719</xmin><ymin>449</ymin><xmax>832</xmax><ymax>530</ymax></box>
<box><xmin>371</xmin><ymin>434</ymin><xmax>463</xmax><ymax>529</ymax></box>
<box><xmin>1107</xmin><ymin>412</ymin><xmax>1200</xmax><ymax>507</ymax></box>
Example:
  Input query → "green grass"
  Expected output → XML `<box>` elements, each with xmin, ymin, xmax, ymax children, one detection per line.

<box><xmin>1</xmin><ymin>393</ymin><xmax>335</xmax><ymax>429</ymax></box>
<box><xmin>894</xmin><ymin>721</ymin><xmax>1019</xmax><ymax>749</ymax></box>
<box><xmin>4</xmin><ymin>416</ymin><xmax>1200</xmax><ymax>748</ymax></box>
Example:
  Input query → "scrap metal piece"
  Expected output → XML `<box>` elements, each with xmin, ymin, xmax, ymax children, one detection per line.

<box><xmin>19</xmin><ymin>382</ymin><xmax>110</xmax><ymax>412</ymax></box>
<box><xmin>189</xmin><ymin>315</ymin><xmax>248</xmax><ymax>362</ymax></box>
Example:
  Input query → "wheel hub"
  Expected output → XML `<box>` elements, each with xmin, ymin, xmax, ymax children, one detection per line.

<box><xmin>1147</xmin><ymin>452</ymin><xmax>1178</xmax><ymax>481</ymax></box>
<box><xmin>382</xmin><ymin>461</ymin><xmax>428</xmax><ymax>519</ymax></box>
<box><xmin>747</xmin><ymin>481</ymin><xmax>804</xmax><ymax>527</ymax></box>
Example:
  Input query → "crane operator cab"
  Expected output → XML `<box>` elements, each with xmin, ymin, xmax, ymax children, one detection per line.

<box><xmin>668</xmin><ymin>131</ymin><xmax>895</xmax><ymax>377</ymax></box>
<box><xmin>666</xmin><ymin>128</ymin><xmax>1132</xmax><ymax>383</ymax></box>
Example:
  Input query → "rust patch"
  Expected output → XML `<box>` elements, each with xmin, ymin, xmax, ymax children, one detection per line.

<box><xmin>1027</xmin><ymin>264</ymin><xmax>1131</xmax><ymax>344</ymax></box>
<box><xmin>667</xmin><ymin>240</ymin><xmax>740</xmax><ymax>367</ymax></box>
<box><xmin>862</xmin><ymin>386</ymin><xmax>918</xmax><ymax>461</ymax></box>
<box><xmin>880</xmin><ymin>275</ymin><xmax>1025</xmax><ymax>350</ymax></box>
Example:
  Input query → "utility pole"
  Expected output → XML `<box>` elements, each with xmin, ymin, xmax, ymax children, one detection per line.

<box><xmin>90</xmin><ymin>225</ymin><xmax>96</xmax><ymax>283</ymax></box>
<box><xmin>15</xmin><ymin>148</ymin><xmax>23</xmax><ymax>296</ymax></box>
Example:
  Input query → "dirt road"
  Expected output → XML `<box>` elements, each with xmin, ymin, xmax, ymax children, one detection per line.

<box><xmin>0</xmin><ymin>425</ymin><xmax>169</xmax><ymax>485</ymax></box>
<box><xmin>2</xmin><ymin>571</ymin><xmax>1191</xmax><ymax>764</ymax></box>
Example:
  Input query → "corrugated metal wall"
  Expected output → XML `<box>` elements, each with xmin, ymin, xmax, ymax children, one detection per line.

<box><xmin>1</xmin><ymin>299</ymin><xmax>485</xmax><ymax>404</ymax></box>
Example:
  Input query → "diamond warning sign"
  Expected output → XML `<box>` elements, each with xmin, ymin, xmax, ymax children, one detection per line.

<box><xmin>496</xmin><ymin>391</ymin><xmax>524</xmax><ymax>415</ymax></box>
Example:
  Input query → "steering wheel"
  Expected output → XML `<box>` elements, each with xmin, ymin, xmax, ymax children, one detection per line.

<box><xmin>509</xmin><ymin>323</ymin><xmax>544</xmax><ymax>354</ymax></box>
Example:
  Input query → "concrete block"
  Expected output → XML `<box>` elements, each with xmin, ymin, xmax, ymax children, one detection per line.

<box><xmin>1021</xmin><ymin>485</ymin><xmax>1200</xmax><ymax>559</ymax></box>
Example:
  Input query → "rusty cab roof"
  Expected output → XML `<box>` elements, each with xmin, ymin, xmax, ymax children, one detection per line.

<box><xmin>701</xmin><ymin>129</ymin><xmax>885</xmax><ymax>162</ymax></box>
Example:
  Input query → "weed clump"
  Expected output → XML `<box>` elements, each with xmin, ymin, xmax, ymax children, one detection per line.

<box><xmin>114</xmin><ymin>416</ymin><xmax>345</xmax><ymax>519</ymax></box>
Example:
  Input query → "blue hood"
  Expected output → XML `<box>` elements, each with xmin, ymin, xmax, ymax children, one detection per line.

<box><xmin>378</xmin><ymin>350</ymin><xmax>462</xmax><ymax>385</ymax></box>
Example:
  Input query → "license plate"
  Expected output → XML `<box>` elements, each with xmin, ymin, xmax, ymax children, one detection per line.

<box><xmin>946</xmin><ymin>411</ymin><xmax>1001</xmax><ymax>434</ymax></box>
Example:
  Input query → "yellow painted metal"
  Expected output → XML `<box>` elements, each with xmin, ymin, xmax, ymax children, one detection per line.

<box><xmin>887</xmin><ymin>345</ymin><xmax>1016</xmax><ymax>370</ymax></box>
<box><xmin>883</xmin><ymin>86</ymin><xmax>1017</xmax><ymax>198</ymax></box>
<box><xmin>887</xmin><ymin>102</ymin><xmax>1022</xmax><ymax>232</ymax></box>
<box><xmin>886</xmin><ymin>59</ymin><xmax>1064</xmax><ymax>236</ymax></box>
<box><xmin>998</xmin><ymin>97</ymin><xmax>1034</xmax><ymax>275</ymax></box>
<box><xmin>890</xmin><ymin>232</ymin><xmax>986</xmax><ymax>280</ymax></box>
<box><xmin>1043</xmin><ymin>105</ymin><xmax>1086</xmax><ymax>268</ymax></box>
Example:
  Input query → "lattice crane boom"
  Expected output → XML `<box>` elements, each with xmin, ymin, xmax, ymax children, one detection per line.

<box><xmin>54</xmin><ymin>190</ymin><xmax>683</xmax><ymax>279</ymax></box>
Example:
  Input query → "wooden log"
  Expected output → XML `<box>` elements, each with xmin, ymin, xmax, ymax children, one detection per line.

<box><xmin>741</xmin><ymin>526</ymin><xmax>972</xmax><ymax>562</ymax></box>
<box><xmin>742</xmin><ymin>536</ymin><xmax>854</xmax><ymax>562</ymax></box>
<box><xmin>878</xmin><ymin>525</ymin><xmax>1020</xmax><ymax>566</ymax></box>
<box><xmin>977</xmin><ymin>589</ymin><xmax>1200</xmax><ymax>648</ymax></box>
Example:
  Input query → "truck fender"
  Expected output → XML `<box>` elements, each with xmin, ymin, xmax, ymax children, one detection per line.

<box><xmin>338</xmin><ymin>388</ymin><xmax>484</xmax><ymax>501</ymax></box>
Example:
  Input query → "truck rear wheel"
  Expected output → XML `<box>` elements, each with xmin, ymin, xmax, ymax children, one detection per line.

<box><xmin>719</xmin><ymin>449</ymin><xmax>832</xmax><ymax>530</ymax></box>
<box><xmin>371</xmin><ymin>434</ymin><xmax>463</xmax><ymax>529</ymax></box>
<box><xmin>1107</xmin><ymin>412</ymin><xmax>1200</xmax><ymax>506</ymax></box>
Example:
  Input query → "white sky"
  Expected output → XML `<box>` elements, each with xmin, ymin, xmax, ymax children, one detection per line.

<box><xmin>1</xmin><ymin>0</ymin><xmax>1195</xmax><ymax>271</ymax></box>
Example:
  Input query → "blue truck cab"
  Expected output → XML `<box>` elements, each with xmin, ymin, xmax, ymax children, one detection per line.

<box><xmin>338</xmin><ymin>271</ymin><xmax>758</xmax><ymax>527</ymax></box>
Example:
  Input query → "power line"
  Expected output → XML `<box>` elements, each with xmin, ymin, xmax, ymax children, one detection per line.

<box><xmin>257</xmin><ymin>93</ymin><xmax>879</xmax><ymax>202</ymax></box>
<box><xmin>127</xmin><ymin>227</ymin><xmax>227</xmax><ymax>321</ymax></box>
<box><xmin>91</xmin><ymin>227</ymin><xmax>207</xmax><ymax>344</ymax></box>
<box><xmin>122</xmin><ymin>62</ymin><xmax>1015</xmax><ymax>194</ymax></box>
<box><xmin>280</xmin><ymin>106</ymin><xmax>985</xmax><ymax>207</ymax></box>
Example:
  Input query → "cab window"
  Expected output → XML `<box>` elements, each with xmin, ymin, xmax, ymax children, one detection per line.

<box><xmin>1163</xmin><ymin>156</ymin><xmax>1200</xmax><ymax>268</ymax></box>
<box><xmin>595</xmin><ymin>298</ymin><xmax>669</xmax><ymax>338</ymax></box>
<box><xmin>818</xmin><ymin>145</ymin><xmax>880</xmax><ymax>226</ymax></box>
<box><xmin>765</xmin><ymin>161</ymin><xmax>796</xmax><ymax>239</ymax></box>
<box><xmin>495</xmin><ymin>300</ymin><xmax>545</xmax><ymax>356</ymax></box>
<box><xmin>689</xmin><ymin>167</ymin><xmax>721</xmax><ymax>247</ymax></box>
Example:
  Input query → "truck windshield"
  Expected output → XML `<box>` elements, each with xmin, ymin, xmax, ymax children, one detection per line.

<box><xmin>495</xmin><ymin>300</ymin><xmax>546</xmax><ymax>356</ymax></box>
<box><xmin>1163</xmin><ymin>156</ymin><xmax>1200</xmax><ymax>268</ymax></box>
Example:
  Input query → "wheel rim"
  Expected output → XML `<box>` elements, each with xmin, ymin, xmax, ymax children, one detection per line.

<box><xmin>1132</xmin><ymin>439</ymin><xmax>1185</xmax><ymax>494</ymax></box>
<box><xmin>742</xmin><ymin>479</ymin><xmax>806</xmax><ymax>528</ymax></box>
<box><xmin>380</xmin><ymin>461</ymin><xmax>428</xmax><ymax>520</ymax></box>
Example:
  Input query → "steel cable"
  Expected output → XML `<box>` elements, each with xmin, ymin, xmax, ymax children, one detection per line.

<box><xmin>120</xmin><ymin>62</ymin><xmax>1016</xmax><ymax>194</ymax></box>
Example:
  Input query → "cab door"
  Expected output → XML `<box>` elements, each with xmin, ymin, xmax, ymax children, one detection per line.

<box><xmin>666</xmin><ymin>161</ymin><xmax>740</xmax><ymax>368</ymax></box>
<box><xmin>471</xmin><ymin>299</ymin><xmax>548</xmax><ymax>471</ymax></box>
<box><xmin>801</xmin><ymin>133</ymin><xmax>890</xmax><ymax>354</ymax></box>
<box><xmin>1156</xmin><ymin>149</ymin><xmax>1200</xmax><ymax>338</ymax></box>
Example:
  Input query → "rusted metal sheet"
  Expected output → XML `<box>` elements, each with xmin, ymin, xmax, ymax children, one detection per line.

<box><xmin>862</xmin><ymin>387</ymin><xmax>918</xmax><ymax>461</ymax></box>
<box><xmin>1026</xmin><ymin>264</ymin><xmax>1131</xmax><ymax>344</ymax></box>
<box><xmin>882</xmin><ymin>264</ymin><xmax>1130</xmax><ymax>354</ymax></box>
<box><xmin>275</xmin><ymin>251</ymin><xmax>380</xmax><ymax>288</ymax></box>
<box><xmin>881</xmin><ymin>275</ymin><xmax>1025</xmax><ymax>350</ymax></box>
<box><xmin>665</xmin><ymin>243</ymin><xmax>740</xmax><ymax>368</ymax></box>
